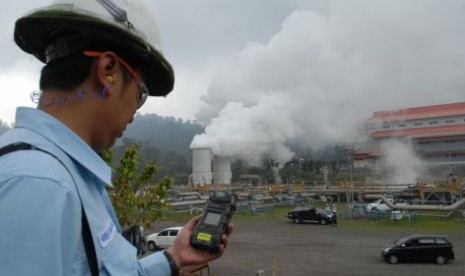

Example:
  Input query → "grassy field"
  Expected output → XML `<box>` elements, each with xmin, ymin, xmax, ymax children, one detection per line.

<box><xmin>156</xmin><ymin>201</ymin><xmax>465</xmax><ymax>233</ymax></box>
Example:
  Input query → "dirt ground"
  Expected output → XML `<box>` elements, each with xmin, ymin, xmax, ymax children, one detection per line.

<box><xmin>149</xmin><ymin>217</ymin><xmax>465</xmax><ymax>276</ymax></box>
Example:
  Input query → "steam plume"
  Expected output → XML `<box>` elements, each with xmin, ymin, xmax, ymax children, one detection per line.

<box><xmin>191</xmin><ymin>2</ymin><xmax>465</xmax><ymax>167</ymax></box>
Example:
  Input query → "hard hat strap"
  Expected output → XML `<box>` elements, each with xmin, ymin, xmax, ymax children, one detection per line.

<box><xmin>96</xmin><ymin>0</ymin><xmax>128</xmax><ymax>22</ymax></box>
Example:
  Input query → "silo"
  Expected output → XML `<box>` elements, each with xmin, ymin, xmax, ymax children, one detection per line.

<box><xmin>192</xmin><ymin>147</ymin><xmax>213</xmax><ymax>185</ymax></box>
<box><xmin>213</xmin><ymin>156</ymin><xmax>232</xmax><ymax>184</ymax></box>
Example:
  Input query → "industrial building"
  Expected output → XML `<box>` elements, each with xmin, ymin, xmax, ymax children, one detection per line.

<box><xmin>355</xmin><ymin>101</ymin><xmax>465</xmax><ymax>170</ymax></box>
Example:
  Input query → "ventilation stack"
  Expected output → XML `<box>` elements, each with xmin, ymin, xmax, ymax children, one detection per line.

<box><xmin>191</xmin><ymin>147</ymin><xmax>213</xmax><ymax>185</ymax></box>
<box><xmin>213</xmin><ymin>156</ymin><xmax>232</xmax><ymax>184</ymax></box>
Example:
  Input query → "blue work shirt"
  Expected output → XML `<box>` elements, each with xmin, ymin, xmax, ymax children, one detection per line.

<box><xmin>0</xmin><ymin>107</ymin><xmax>172</xmax><ymax>275</ymax></box>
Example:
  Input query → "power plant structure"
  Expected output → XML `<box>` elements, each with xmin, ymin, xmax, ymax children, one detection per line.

<box><xmin>181</xmin><ymin>103</ymin><xmax>465</xmax><ymax>215</ymax></box>
<box><xmin>179</xmin><ymin>148</ymin><xmax>465</xmax><ymax>217</ymax></box>
<box><xmin>191</xmin><ymin>147</ymin><xmax>232</xmax><ymax>186</ymax></box>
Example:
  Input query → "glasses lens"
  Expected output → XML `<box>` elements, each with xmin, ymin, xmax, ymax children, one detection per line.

<box><xmin>138</xmin><ymin>82</ymin><xmax>149</xmax><ymax>108</ymax></box>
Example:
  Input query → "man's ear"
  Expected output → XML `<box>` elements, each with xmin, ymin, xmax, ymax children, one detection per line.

<box><xmin>95</xmin><ymin>51</ymin><xmax>119</xmax><ymax>88</ymax></box>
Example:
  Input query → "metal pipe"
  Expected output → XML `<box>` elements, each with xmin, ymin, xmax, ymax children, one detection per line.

<box><xmin>364</xmin><ymin>194</ymin><xmax>465</xmax><ymax>211</ymax></box>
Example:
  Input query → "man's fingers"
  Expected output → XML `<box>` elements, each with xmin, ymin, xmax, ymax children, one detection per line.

<box><xmin>184</xmin><ymin>215</ymin><xmax>202</xmax><ymax>230</ymax></box>
<box><xmin>226</xmin><ymin>223</ymin><xmax>234</xmax><ymax>236</ymax></box>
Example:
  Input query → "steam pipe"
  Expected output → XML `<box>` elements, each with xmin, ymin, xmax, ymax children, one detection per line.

<box><xmin>364</xmin><ymin>194</ymin><xmax>465</xmax><ymax>211</ymax></box>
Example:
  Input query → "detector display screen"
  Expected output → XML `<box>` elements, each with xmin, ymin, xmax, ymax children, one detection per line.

<box><xmin>203</xmin><ymin>212</ymin><xmax>222</xmax><ymax>226</ymax></box>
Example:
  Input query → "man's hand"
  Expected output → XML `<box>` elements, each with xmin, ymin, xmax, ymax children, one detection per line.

<box><xmin>166</xmin><ymin>215</ymin><xmax>233</xmax><ymax>268</ymax></box>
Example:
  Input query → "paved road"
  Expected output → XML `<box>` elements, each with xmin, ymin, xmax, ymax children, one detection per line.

<box><xmin>150</xmin><ymin>218</ymin><xmax>465</xmax><ymax>276</ymax></box>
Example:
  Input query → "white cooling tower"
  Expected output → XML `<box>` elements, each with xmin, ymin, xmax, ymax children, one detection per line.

<box><xmin>213</xmin><ymin>156</ymin><xmax>232</xmax><ymax>184</ymax></box>
<box><xmin>192</xmin><ymin>147</ymin><xmax>213</xmax><ymax>185</ymax></box>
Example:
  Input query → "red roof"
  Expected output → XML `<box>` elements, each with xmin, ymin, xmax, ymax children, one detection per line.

<box><xmin>369</xmin><ymin>102</ymin><xmax>465</xmax><ymax>122</ymax></box>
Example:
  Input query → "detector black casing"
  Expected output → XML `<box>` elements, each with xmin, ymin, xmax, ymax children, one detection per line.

<box><xmin>190</xmin><ymin>190</ymin><xmax>237</xmax><ymax>253</ymax></box>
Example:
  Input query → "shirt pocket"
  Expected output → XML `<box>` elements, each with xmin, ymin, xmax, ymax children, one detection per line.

<box><xmin>99</xmin><ymin>233</ymin><xmax>138</xmax><ymax>276</ymax></box>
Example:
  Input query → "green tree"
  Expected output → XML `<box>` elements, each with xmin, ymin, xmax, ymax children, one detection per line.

<box><xmin>102</xmin><ymin>144</ymin><xmax>173</xmax><ymax>230</ymax></box>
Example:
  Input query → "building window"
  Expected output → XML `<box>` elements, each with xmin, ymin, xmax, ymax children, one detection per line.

<box><xmin>382</xmin><ymin>124</ymin><xmax>390</xmax><ymax>129</ymax></box>
<box><xmin>397</xmin><ymin>124</ymin><xmax>406</xmax><ymax>128</ymax></box>
<box><xmin>413</xmin><ymin>122</ymin><xmax>423</xmax><ymax>126</ymax></box>
<box><xmin>444</xmin><ymin>119</ymin><xmax>455</xmax><ymax>124</ymax></box>
<box><xmin>429</xmin><ymin>121</ymin><xmax>438</xmax><ymax>125</ymax></box>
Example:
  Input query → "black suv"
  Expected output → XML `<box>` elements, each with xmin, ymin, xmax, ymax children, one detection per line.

<box><xmin>381</xmin><ymin>234</ymin><xmax>455</xmax><ymax>264</ymax></box>
<box><xmin>287</xmin><ymin>206</ymin><xmax>333</xmax><ymax>225</ymax></box>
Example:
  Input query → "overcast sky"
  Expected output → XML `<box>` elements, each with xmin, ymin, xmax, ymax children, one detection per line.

<box><xmin>2</xmin><ymin>0</ymin><xmax>465</xmax><ymax>168</ymax></box>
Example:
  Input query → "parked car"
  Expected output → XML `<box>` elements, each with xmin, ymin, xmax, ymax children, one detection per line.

<box><xmin>381</xmin><ymin>234</ymin><xmax>455</xmax><ymax>264</ymax></box>
<box><xmin>287</xmin><ymin>206</ymin><xmax>333</xmax><ymax>225</ymax></box>
<box><xmin>146</xmin><ymin>226</ymin><xmax>183</xmax><ymax>251</ymax></box>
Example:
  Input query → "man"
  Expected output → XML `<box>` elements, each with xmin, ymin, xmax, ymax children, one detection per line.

<box><xmin>0</xmin><ymin>0</ymin><xmax>232</xmax><ymax>275</ymax></box>
<box><xmin>324</xmin><ymin>203</ymin><xmax>331</xmax><ymax>213</ymax></box>
<box><xmin>331</xmin><ymin>204</ymin><xmax>337</xmax><ymax>227</ymax></box>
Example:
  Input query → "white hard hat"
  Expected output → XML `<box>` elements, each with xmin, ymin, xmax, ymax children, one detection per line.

<box><xmin>14</xmin><ymin>0</ymin><xmax>174</xmax><ymax>96</ymax></box>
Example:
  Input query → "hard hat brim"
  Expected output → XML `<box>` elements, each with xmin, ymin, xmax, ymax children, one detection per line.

<box><xmin>14</xmin><ymin>10</ymin><xmax>174</xmax><ymax>97</ymax></box>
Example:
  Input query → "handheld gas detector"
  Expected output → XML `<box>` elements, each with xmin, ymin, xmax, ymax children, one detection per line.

<box><xmin>190</xmin><ymin>190</ymin><xmax>237</xmax><ymax>253</ymax></box>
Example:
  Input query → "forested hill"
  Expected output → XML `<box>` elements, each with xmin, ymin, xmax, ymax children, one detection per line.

<box><xmin>121</xmin><ymin>113</ymin><xmax>204</xmax><ymax>156</ymax></box>
<box><xmin>115</xmin><ymin>113</ymin><xmax>204</xmax><ymax>182</ymax></box>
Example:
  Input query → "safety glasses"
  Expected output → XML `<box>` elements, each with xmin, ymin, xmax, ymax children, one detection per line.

<box><xmin>83</xmin><ymin>51</ymin><xmax>148</xmax><ymax>109</ymax></box>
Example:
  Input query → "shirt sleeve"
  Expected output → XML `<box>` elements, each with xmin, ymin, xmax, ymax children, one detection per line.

<box><xmin>0</xmin><ymin>176</ymin><xmax>81</xmax><ymax>276</ymax></box>
<box><xmin>137</xmin><ymin>251</ymin><xmax>172</xmax><ymax>276</ymax></box>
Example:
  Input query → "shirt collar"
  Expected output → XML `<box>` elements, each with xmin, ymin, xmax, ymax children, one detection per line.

<box><xmin>14</xmin><ymin>107</ymin><xmax>113</xmax><ymax>188</ymax></box>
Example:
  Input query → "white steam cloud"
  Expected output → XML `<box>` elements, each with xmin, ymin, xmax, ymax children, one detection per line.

<box><xmin>191</xmin><ymin>1</ymin><xmax>465</xmax><ymax>166</ymax></box>
<box><xmin>377</xmin><ymin>140</ymin><xmax>426</xmax><ymax>185</ymax></box>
